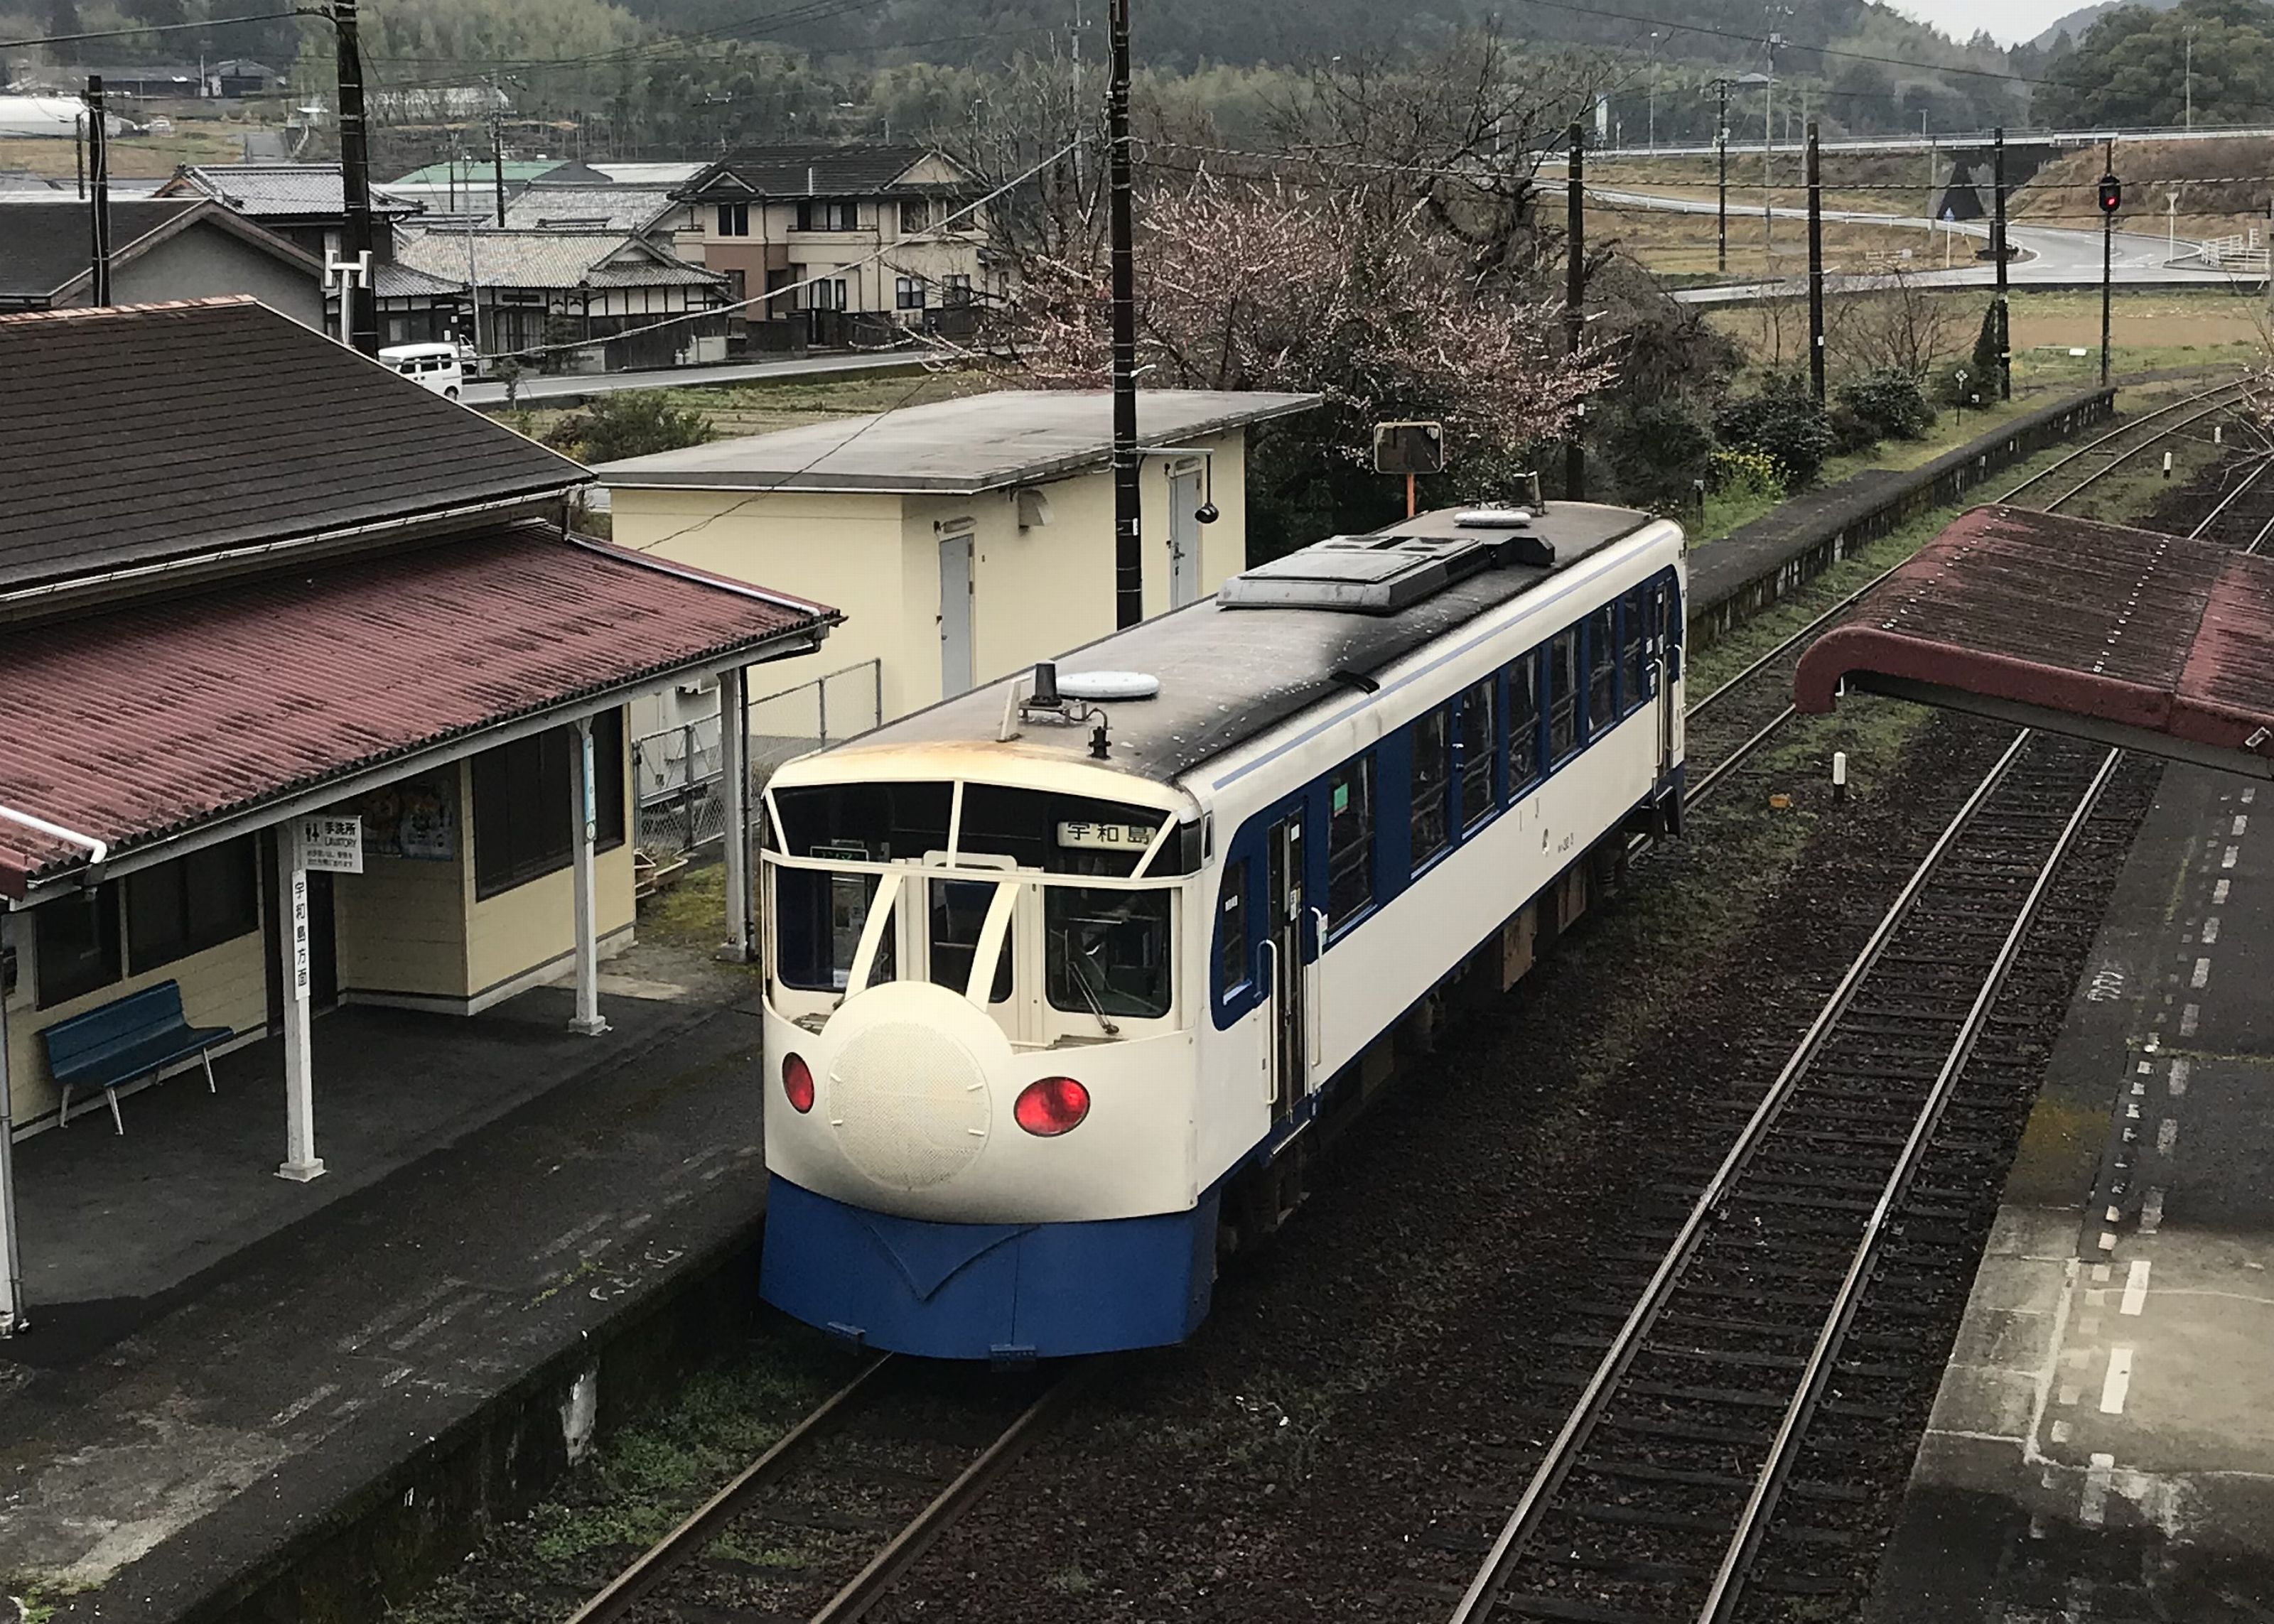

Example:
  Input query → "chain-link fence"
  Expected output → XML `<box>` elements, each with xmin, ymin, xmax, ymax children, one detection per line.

<box><xmin>632</xmin><ymin>659</ymin><xmax>883</xmax><ymax>863</ymax></box>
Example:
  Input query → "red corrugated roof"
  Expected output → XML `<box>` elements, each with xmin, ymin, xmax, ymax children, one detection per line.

<box><xmin>1794</xmin><ymin>504</ymin><xmax>2274</xmax><ymax>770</ymax></box>
<box><xmin>0</xmin><ymin>522</ymin><xmax>835</xmax><ymax>896</ymax></box>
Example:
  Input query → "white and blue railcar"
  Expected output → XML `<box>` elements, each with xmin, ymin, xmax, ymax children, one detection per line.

<box><xmin>758</xmin><ymin>501</ymin><xmax>1686</xmax><ymax>1359</ymax></box>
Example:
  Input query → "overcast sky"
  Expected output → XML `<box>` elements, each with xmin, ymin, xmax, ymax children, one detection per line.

<box><xmin>1890</xmin><ymin>0</ymin><xmax>2081</xmax><ymax>46</ymax></box>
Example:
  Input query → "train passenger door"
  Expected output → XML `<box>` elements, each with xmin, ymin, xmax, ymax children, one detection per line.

<box><xmin>1263</xmin><ymin>811</ymin><xmax>1308</xmax><ymax>1120</ymax></box>
<box><xmin>1653</xmin><ymin>579</ymin><xmax>1681</xmax><ymax>778</ymax></box>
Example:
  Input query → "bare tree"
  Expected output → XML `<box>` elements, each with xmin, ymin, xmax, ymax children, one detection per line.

<box><xmin>1837</xmin><ymin>270</ymin><xmax>1957</xmax><ymax>381</ymax></box>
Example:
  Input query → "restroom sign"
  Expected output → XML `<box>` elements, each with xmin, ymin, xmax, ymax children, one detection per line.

<box><xmin>298</xmin><ymin>815</ymin><xmax>364</xmax><ymax>875</ymax></box>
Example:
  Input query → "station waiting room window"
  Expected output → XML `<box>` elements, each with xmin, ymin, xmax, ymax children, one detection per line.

<box><xmin>34</xmin><ymin>884</ymin><xmax>121</xmax><ymax>1009</ymax></box>
<box><xmin>126</xmin><ymin>836</ymin><xmax>259</xmax><ymax>973</ymax></box>
<box><xmin>472</xmin><ymin>713</ymin><xmax>626</xmax><ymax>899</ymax></box>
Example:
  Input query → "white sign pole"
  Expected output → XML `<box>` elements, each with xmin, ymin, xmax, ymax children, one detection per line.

<box><xmin>568</xmin><ymin>717</ymin><xmax>608</xmax><ymax>1036</ymax></box>
<box><xmin>0</xmin><ymin>978</ymin><xmax>23</xmax><ymax>1334</ymax></box>
<box><xmin>276</xmin><ymin>825</ymin><xmax>325</xmax><ymax>1181</ymax></box>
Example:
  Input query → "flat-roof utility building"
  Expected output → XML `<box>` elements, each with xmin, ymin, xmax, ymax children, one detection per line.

<box><xmin>598</xmin><ymin>387</ymin><xmax>1319</xmax><ymax>732</ymax></box>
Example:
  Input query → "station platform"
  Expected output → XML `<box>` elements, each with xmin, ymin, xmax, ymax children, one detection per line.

<box><xmin>0</xmin><ymin>943</ymin><xmax>770</xmax><ymax>1620</ymax></box>
<box><xmin>1865</xmin><ymin>761</ymin><xmax>2274</xmax><ymax>1622</ymax></box>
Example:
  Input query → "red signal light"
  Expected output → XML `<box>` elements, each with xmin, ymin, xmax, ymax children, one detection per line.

<box><xmin>1013</xmin><ymin>1076</ymin><xmax>1090</xmax><ymax>1137</ymax></box>
<box><xmin>2098</xmin><ymin>173</ymin><xmax>2122</xmax><ymax>215</ymax></box>
<box><xmin>782</xmin><ymin>1053</ymin><xmax>815</xmax><ymax>1113</ymax></box>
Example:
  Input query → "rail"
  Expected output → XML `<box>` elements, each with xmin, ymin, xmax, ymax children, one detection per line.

<box><xmin>566</xmin><ymin>1355</ymin><xmax>1091</xmax><ymax>1624</ymax></box>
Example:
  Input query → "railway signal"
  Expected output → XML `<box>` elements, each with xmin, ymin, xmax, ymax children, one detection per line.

<box><xmin>2098</xmin><ymin>141</ymin><xmax>2119</xmax><ymax>388</ymax></box>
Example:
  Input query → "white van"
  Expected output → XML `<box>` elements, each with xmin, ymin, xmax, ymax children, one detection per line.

<box><xmin>379</xmin><ymin>342</ymin><xmax>466</xmax><ymax>401</ymax></box>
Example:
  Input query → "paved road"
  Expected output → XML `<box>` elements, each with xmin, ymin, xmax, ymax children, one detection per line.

<box><xmin>1588</xmin><ymin>185</ymin><xmax>2258</xmax><ymax>303</ymax></box>
<box><xmin>462</xmin><ymin>347</ymin><xmax>930</xmax><ymax>406</ymax></box>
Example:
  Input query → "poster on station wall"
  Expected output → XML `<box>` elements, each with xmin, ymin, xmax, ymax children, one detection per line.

<box><xmin>346</xmin><ymin>773</ymin><xmax>458</xmax><ymax>862</ymax></box>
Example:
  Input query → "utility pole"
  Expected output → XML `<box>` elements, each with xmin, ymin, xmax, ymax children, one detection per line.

<box><xmin>491</xmin><ymin>103</ymin><xmax>508</xmax><ymax>226</ymax></box>
<box><xmin>2185</xmin><ymin>26</ymin><xmax>2196</xmax><ymax>130</ymax></box>
<box><xmin>2098</xmin><ymin>141</ymin><xmax>2120</xmax><ymax>390</ymax></box>
<box><xmin>1806</xmin><ymin>117</ymin><xmax>1824</xmax><ymax>402</ymax></box>
<box><xmin>84</xmin><ymin>76</ymin><xmax>111</xmax><ymax>305</ymax></box>
<box><xmin>1647</xmin><ymin>31</ymin><xmax>1660</xmax><ymax>153</ymax></box>
<box><xmin>1566</xmin><ymin>121</ymin><xmax>1587</xmax><ymax>502</ymax></box>
<box><xmin>333</xmin><ymin>0</ymin><xmax>380</xmax><ymax>356</ymax></box>
<box><xmin>1993</xmin><ymin>126</ymin><xmax>2011</xmax><ymax>401</ymax></box>
<box><xmin>1109</xmin><ymin>0</ymin><xmax>1141</xmax><ymax>627</ymax></box>
<box><xmin>1714</xmin><ymin>78</ymin><xmax>1731</xmax><ymax>273</ymax></box>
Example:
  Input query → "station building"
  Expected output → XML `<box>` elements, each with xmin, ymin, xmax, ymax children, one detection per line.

<box><xmin>0</xmin><ymin>296</ymin><xmax>836</xmax><ymax>1334</ymax></box>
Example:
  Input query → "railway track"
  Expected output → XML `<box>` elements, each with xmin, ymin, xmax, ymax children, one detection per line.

<box><xmin>566</xmin><ymin>1355</ymin><xmax>1090</xmax><ymax>1624</ymax></box>
<box><xmin>1683</xmin><ymin>380</ymin><xmax>2248</xmax><ymax>807</ymax></box>
<box><xmin>1448</xmin><ymin>382</ymin><xmax>2270</xmax><ymax>1624</ymax></box>
<box><xmin>1449</xmin><ymin>730</ymin><xmax>2126</xmax><ymax>1624</ymax></box>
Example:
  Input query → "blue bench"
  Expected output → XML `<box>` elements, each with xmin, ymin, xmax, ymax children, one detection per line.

<box><xmin>41</xmin><ymin>981</ymin><xmax>234</xmax><ymax>1135</ymax></box>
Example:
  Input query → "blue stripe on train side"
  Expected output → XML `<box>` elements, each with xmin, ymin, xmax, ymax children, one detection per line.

<box><xmin>761</xmin><ymin>1174</ymin><xmax>1220</xmax><ymax>1360</ymax></box>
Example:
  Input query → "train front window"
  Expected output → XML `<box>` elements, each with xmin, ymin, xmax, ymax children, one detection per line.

<box><xmin>929</xmin><ymin>877</ymin><xmax>1013</xmax><ymax>1002</ymax></box>
<box><xmin>1046</xmin><ymin>887</ymin><xmax>1173</xmax><ymax>1021</ymax></box>
<box><xmin>771</xmin><ymin>781</ymin><xmax>950</xmax><ymax>862</ymax></box>
<box><xmin>775</xmin><ymin>869</ymin><xmax>881</xmax><ymax>991</ymax></box>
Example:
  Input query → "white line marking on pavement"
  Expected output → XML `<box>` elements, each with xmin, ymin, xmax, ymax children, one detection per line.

<box><xmin>2081</xmin><ymin>1453</ymin><xmax>2116</xmax><ymax>1526</ymax></box>
<box><xmin>2202</xmin><ymin>916</ymin><xmax>2221</xmax><ymax>944</ymax></box>
<box><xmin>2235</xmin><ymin>815</ymin><xmax>2249</xmax><ymax>835</ymax></box>
<box><xmin>2136</xmin><ymin>1059</ymin><xmax>2152</xmax><ymax>1074</ymax></box>
<box><xmin>2059</xmin><ymin>1384</ymin><xmax>2081</xmax><ymax>1407</ymax></box>
<box><xmin>2141</xmin><ymin>1189</ymin><xmax>2165</xmax><ymax>1233</ymax></box>
<box><xmin>389</xmin><ymin>1292</ymin><xmax>484</xmax><ymax>1353</ymax></box>
<box><xmin>270</xmin><ymin>1383</ymin><xmax>340</xmax><ymax>1428</ymax></box>
<box><xmin>2170</xmin><ymin>1058</ymin><xmax>2191</xmax><ymax>1097</ymax></box>
<box><xmin>2099</xmin><ymin>1230</ymin><xmax>2119</xmax><ymax>1251</ymax></box>
<box><xmin>2100</xmin><ymin>1349</ymin><xmax>2134</xmax><ymax>1414</ymax></box>
<box><xmin>2122</xmin><ymin>1260</ymin><xmax>2150</xmax><ymax>1315</ymax></box>
<box><xmin>2080</xmin><ymin>1314</ymin><xmax>2102</xmax><ymax>1334</ymax></box>
<box><xmin>2092</xmin><ymin>1263</ymin><xmax>2111</xmax><ymax>1283</ymax></box>
<box><xmin>2181</xmin><ymin>1003</ymin><xmax>2201</xmax><ymax>1036</ymax></box>
<box><xmin>2192</xmin><ymin>958</ymin><xmax>2212</xmax><ymax>988</ymax></box>
<box><xmin>2049</xmin><ymin>1422</ymin><xmax>2073</xmax><ymax>1444</ymax></box>
<box><xmin>2085</xmin><ymin>1288</ymin><xmax>2108</xmax><ymax>1306</ymax></box>
<box><xmin>2214</xmin><ymin>879</ymin><xmax>2231</xmax><ymax>904</ymax></box>
<box><xmin>2157</xmin><ymin>1118</ymin><xmax>2179</xmax><ymax>1154</ymax></box>
<box><xmin>2246</xmin><ymin>787</ymin><xmax>2259</xmax><ymax>805</ymax></box>
<box><xmin>2224</xmin><ymin>845</ymin><xmax>2239</xmax><ymax>869</ymax></box>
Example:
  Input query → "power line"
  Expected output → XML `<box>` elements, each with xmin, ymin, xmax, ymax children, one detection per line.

<box><xmin>0</xmin><ymin>8</ymin><xmax>312</xmax><ymax>50</ymax></box>
<box><xmin>1508</xmin><ymin>0</ymin><xmax>2042</xmax><ymax>87</ymax></box>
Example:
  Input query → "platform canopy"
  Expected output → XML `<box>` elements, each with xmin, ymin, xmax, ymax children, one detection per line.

<box><xmin>1794</xmin><ymin>504</ymin><xmax>2274</xmax><ymax>780</ymax></box>
<box><xmin>0</xmin><ymin>522</ymin><xmax>834</xmax><ymax>899</ymax></box>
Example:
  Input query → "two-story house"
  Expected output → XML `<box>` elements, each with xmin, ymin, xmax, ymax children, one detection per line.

<box><xmin>671</xmin><ymin>144</ymin><xmax>998</xmax><ymax>351</ymax></box>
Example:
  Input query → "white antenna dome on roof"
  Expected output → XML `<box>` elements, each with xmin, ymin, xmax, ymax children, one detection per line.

<box><xmin>1057</xmin><ymin>671</ymin><xmax>1159</xmax><ymax>700</ymax></box>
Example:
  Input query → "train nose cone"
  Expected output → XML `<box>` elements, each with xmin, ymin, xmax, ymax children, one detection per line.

<box><xmin>822</xmin><ymin>981</ymin><xmax>1011</xmax><ymax>1192</ymax></box>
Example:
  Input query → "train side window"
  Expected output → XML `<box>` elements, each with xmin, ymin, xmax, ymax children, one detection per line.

<box><xmin>1621</xmin><ymin>588</ymin><xmax>1648</xmax><ymax>713</ymax></box>
<box><xmin>1548</xmin><ymin>631</ymin><xmax>1580</xmax><ymax>763</ymax></box>
<box><xmin>1509</xmin><ymin>654</ymin><xmax>1541</xmax><ymax>790</ymax></box>
<box><xmin>1587</xmin><ymin>605</ymin><xmax>1617</xmax><ymax>735</ymax></box>
<box><xmin>1409</xmin><ymin>705</ymin><xmax>1453</xmax><ymax>871</ymax></box>
<box><xmin>1327</xmin><ymin>756</ymin><xmax>1375</xmax><ymax>925</ymax></box>
<box><xmin>1457</xmin><ymin>681</ymin><xmax>1495</xmax><ymax>831</ymax></box>
<box><xmin>1217</xmin><ymin>858</ymin><xmax>1250</xmax><ymax>997</ymax></box>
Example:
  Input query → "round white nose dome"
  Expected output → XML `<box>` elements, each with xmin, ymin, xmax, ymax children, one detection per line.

<box><xmin>827</xmin><ymin>1020</ymin><xmax>990</xmax><ymax>1191</ymax></box>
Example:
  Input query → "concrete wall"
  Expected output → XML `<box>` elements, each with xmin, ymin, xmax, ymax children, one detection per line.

<box><xmin>610</xmin><ymin>488</ymin><xmax>913</xmax><ymax>718</ymax></box>
<box><xmin>101</xmin><ymin>225</ymin><xmax>323</xmax><ymax>328</ymax></box>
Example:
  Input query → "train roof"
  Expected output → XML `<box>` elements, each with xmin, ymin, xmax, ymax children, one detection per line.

<box><xmin>819</xmin><ymin>501</ymin><xmax>1664</xmax><ymax>789</ymax></box>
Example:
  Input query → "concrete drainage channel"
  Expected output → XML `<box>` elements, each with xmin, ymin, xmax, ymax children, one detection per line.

<box><xmin>139</xmin><ymin>379</ymin><xmax>2160</xmax><ymax>1624</ymax></box>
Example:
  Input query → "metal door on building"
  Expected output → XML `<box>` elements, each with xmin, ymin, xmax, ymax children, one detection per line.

<box><xmin>937</xmin><ymin>528</ymin><xmax>975</xmax><ymax>697</ymax></box>
<box><xmin>1168</xmin><ymin>462</ymin><xmax>1202</xmax><ymax>607</ymax></box>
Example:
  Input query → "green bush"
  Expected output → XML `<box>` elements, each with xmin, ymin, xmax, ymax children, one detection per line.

<box><xmin>555</xmin><ymin>392</ymin><xmax>717</xmax><ymax>464</ymax></box>
<box><xmin>1602</xmin><ymin>399</ymin><xmax>1715</xmax><ymax>506</ymax></box>
<box><xmin>1708</xmin><ymin>446</ymin><xmax>1784</xmax><ymax>500</ymax></box>
<box><xmin>1713</xmin><ymin>376</ymin><xmax>1836</xmax><ymax>487</ymax></box>
<box><xmin>1836</xmin><ymin>369</ymin><xmax>1934</xmax><ymax>443</ymax></box>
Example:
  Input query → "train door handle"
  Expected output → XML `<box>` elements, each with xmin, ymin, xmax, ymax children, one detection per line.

<box><xmin>1256</xmin><ymin>938</ymin><xmax>1280</xmax><ymax>1104</ymax></box>
<box><xmin>1305</xmin><ymin>908</ymin><xmax>1329</xmax><ymax>1073</ymax></box>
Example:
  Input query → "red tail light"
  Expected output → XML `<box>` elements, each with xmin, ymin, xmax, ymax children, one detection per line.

<box><xmin>782</xmin><ymin>1053</ymin><xmax>815</xmax><ymax>1113</ymax></box>
<box><xmin>1014</xmin><ymin>1076</ymin><xmax>1089</xmax><ymax>1137</ymax></box>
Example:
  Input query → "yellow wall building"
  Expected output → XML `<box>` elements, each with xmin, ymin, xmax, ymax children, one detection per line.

<box><xmin>599</xmin><ymin>389</ymin><xmax>1317</xmax><ymax>732</ymax></box>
